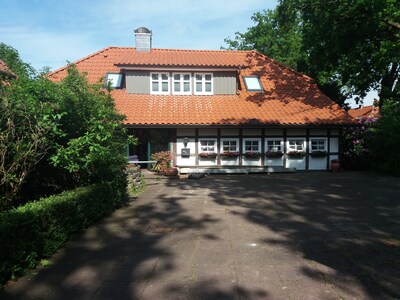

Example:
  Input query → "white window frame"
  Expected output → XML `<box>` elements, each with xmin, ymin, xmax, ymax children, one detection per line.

<box><xmin>194</xmin><ymin>73</ymin><xmax>213</xmax><ymax>95</ymax></box>
<box><xmin>287</xmin><ymin>138</ymin><xmax>306</xmax><ymax>152</ymax></box>
<box><xmin>150</xmin><ymin>72</ymin><xmax>170</xmax><ymax>95</ymax></box>
<box><xmin>265</xmin><ymin>139</ymin><xmax>283</xmax><ymax>152</ymax></box>
<box><xmin>220</xmin><ymin>138</ymin><xmax>239</xmax><ymax>152</ymax></box>
<box><xmin>104</xmin><ymin>73</ymin><xmax>123</xmax><ymax>89</ymax></box>
<box><xmin>243</xmin><ymin>138</ymin><xmax>261</xmax><ymax>153</ymax></box>
<box><xmin>310</xmin><ymin>138</ymin><xmax>327</xmax><ymax>152</ymax></box>
<box><xmin>199</xmin><ymin>138</ymin><xmax>217</xmax><ymax>153</ymax></box>
<box><xmin>243</xmin><ymin>76</ymin><xmax>263</xmax><ymax>91</ymax></box>
<box><xmin>172</xmin><ymin>73</ymin><xmax>192</xmax><ymax>95</ymax></box>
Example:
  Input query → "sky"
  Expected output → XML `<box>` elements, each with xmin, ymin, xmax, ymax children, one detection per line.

<box><xmin>0</xmin><ymin>0</ymin><xmax>374</xmax><ymax>107</ymax></box>
<box><xmin>0</xmin><ymin>0</ymin><xmax>278</xmax><ymax>71</ymax></box>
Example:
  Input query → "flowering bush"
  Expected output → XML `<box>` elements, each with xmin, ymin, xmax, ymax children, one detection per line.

<box><xmin>150</xmin><ymin>151</ymin><xmax>173</xmax><ymax>173</ymax></box>
<box><xmin>287</xmin><ymin>151</ymin><xmax>306</xmax><ymax>158</ymax></box>
<box><xmin>265</xmin><ymin>150</ymin><xmax>283</xmax><ymax>158</ymax></box>
<box><xmin>220</xmin><ymin>151</ymin><xmax>240</xmax><ymax>158</ymax></box>
<box><xmin>243</xmin><ymin>151</ymin><xmax>261</xmax><ymax>158</ymax></box>
<box><xmin>198</xmin><ymin>152</ymin><xmax>217</xmax><ymax>159</ymax></box>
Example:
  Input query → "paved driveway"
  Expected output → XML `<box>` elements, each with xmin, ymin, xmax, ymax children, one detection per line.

<box><xmin>1</xmin><ymin>172</ymin><xmax>400</xmax><ymax>299</ymax></box>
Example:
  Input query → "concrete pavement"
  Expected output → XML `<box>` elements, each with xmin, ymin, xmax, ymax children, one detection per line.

<box><xmin>1</xmin><ymin>171</ymin><xmax>400</xmax><ymax>299</ymax></box>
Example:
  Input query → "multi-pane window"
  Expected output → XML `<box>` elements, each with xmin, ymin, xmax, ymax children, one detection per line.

<box><xmin>288</xmin><ymin>139</ymin><xmax>305</xmax><ymax>151</ymax></box>
<box><xmin>222</xmin><ymin>140</ymin><xmax>238</xmax><ymax>152</ymax></box>
<box><xmin>172</xmin><ymin>73</ymin><xmax>191</xmax><ymax>95</ymax></box>
<box><xmin>151</xmin><ymin>73</ymin><xmax>169</xmax><ymax>94</ymax></box>
<box><xmin>311</xmin><ymin>139</ymin><xmax>326</xmax><ymax>151</ymax></box>
<box><xmin>194</xmin><ymin>73</ymin><xmax>213</xmax><ymax>95</ymax></box>
<box><xmin>199</xmin><ymin>139</ymin><xmax>216</xmax><ymax>152</ymax></box>
<box><xmin>267</xmin><ymin>140</ymin><xmax>282</xmax><ymax>152</ymax></box>
<box><xmin>244</xmin><ymin>140</ymin><xmax>260</xmax><ymax>152</ymax></box>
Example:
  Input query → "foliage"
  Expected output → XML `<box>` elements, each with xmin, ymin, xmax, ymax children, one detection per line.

<box><xmin>287</xmin><ymin>151</ymin><xmax>306</xmax><ymax>158</ymax></box>
<box><xmin>220</xmin><ymin>151</ymin><xmax>240</xmax><ymax>157</ymax></box>
<box><xmin>198</xmin><ymin>152</ymin><xmax>218</xmax><ymax>159</ymax></box>
<box><xmin>0</xmin><ymin>180</ymin><xmax>125</xmax><ymax>285</ymax></box>
<box><xmin>224</xmin><ymin>0</ymin><xmax>400</xmax><ymax>106</ymax></box>
<box><xmin>370</xmin><ymin>99</ymin><xmax>400</xmax><ymax>174</ymax></box>
<box><xmin>0</xmin><ymin>43</ymin><xmax>35</xmax><ymax>78</ymax></box>
<box><xmin>243</xmin><ymin>151</ymin><xmax>262</xmax><ymax>158</ymax></box>
<box><xmin>150</xmin><ymin>151</ymin><xmax>173</xmax><ymax>173</ymax></box>
<box><xmin>265</xmin><ymin>150</ymin><xmax>283</xmax><ymax>158</ymax></box>
<box><xmin>0</xmin><ymin>75</ymin><xmax>62</xmax><ymax>210</ymax></box>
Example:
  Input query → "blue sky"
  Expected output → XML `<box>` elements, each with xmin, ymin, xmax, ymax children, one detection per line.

<box><xmin>0</xmin><ymin>0</ymin><xmax>278</xmax><ymax>71</ymax></box>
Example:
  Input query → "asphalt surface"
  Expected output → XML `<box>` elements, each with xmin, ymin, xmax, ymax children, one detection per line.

<box><xmin>1</xmin><ymin>171</ymin><xmax>400</xmax><ymax>299</ymax></box>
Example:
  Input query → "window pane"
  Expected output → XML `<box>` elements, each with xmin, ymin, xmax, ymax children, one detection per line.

<box><xmin>196</xmin><ymin>82</ymin><xmax>202</xmax><ymax>92</ymax></box>
<box><xmin>152</xmin><ymin>82</ymin><xmax>159</xmax><ymax>91</ymax></box>
<box><xmin>196</xmin><ymin>74</ymin><xmax>202</xmax><ymax>81</ymax></box>
<box><xmin>183</xmin><ymin>74</ymin><xmax>190</xmax><ymax>80</ymax></box>
<box><xmin>205</xmin><ymin>82</ymin><xmax>212</xmax><ymax>92</ymax></box>
<box><xmin>152</xmin><ymin>74</ymin><xmax>158</xmax><ymax>80</ymax></box>
<box><xmin>205</xmin><ymin>74</ymin><xmax>212</xmax><ymax>81</ymax></box>
<box><xmin>161</xmin><ymin>74</ymin><xmax>168</xmax><ymax>80</ymax></box>
<box><xmin>174</xmin><ymin>82</ymin><xmax>180</xmax><ymax>92</ymax></box>
<box><xmin>174</xmin><ymin>74</ymin><xmax>180</xmax><ymax>80</ymax></box>
<box><xmin>184</xmin><ymin>82</ymin><xmax>190</xmax><ymax>92</ymax></box>
<box><xmin>162</xmin><ymin>82</ymin><xmax>168</xmax><ymax>92</ymax></box>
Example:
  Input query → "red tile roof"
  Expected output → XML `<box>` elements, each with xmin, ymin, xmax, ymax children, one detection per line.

<box><xmin>0</xmin><ymin>59</ymin><xmax>16</xmax><ymax>77</ymax></box>
<box><xmin>348</xmin><ymin>105</ymin><xmax>380</xmax><ymax>119</ymax></box>
<box><xmin>48</xmin><ymin>47</ymin><xmax>354</xmax><ymax>126</ymax></box>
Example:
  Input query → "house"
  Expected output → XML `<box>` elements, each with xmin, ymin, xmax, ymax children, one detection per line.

<box><xmin>48</xmin><ymin>27</ymin><xmax>354</xmax><ymax>172</ymax></box>
<box><xmin>348</xmin><ymin>105</ymin><xmax>380</xmax><ymax>120</ymax></box>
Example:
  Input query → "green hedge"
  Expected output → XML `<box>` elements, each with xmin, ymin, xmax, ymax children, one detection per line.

<box><xmin>0</xmin><ymin>180</ymin><xmax>125</xmax><ymax>285</ymax></box>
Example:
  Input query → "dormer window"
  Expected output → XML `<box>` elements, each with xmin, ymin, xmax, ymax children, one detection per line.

<box><xmin>243</xmin><ymin>76</ymin><xmax>263</xmax><ymax>91</ymax></box>
<box><xmin>151</xmin><ymin>72</ymin><xmax>170</xmax><ymax>94</ymax></box>
<box><xmin>172</xmin><ymin>73</ymin><xmax>191</xmax><ymax>95</ymax></box>
<box><xmin>104</xmin><ymin>73</ymin><xmax>123</xmax><ymax>89</ymax></box>
<box><xmin>194</xmin><ymin>73</ymin><xmax>213</xmax><ymax>95</ymax></box>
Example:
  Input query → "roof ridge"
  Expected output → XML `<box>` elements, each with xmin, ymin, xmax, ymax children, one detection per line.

<box><xmin>48</xmin><ymin>46</ymin><xmax>133</xmax><ymax>77</ymax></box>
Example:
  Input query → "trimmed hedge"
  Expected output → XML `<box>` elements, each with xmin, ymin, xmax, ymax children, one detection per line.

<box><xmin>0</xmin><ymin>180</ymin><xmax>125</xmax><ymax>285</ymax></box>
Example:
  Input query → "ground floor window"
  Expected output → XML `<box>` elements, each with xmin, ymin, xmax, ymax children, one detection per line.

<box><xmin>266</xmin><ymin>140</ymin><xmax>282</xmax><ymax>152</ymax></box>
<box><xmin>310</xmin><ymin>138</ymin><xmax>326</xmax><ymax>151</ymax></box>
<box><xmin>199</xmin><ymin>139</ymin><xmax>216</xmax><ymax>153</ymax></box>
<box><xmin>287</xmin><ymin>139</ymin><xmax>305</xmax><ymax>152</ymax></box>
<box><xmin>221</xmin><ymin>139</ymin><xmax>239</xmax><ymax>152</ymax></box>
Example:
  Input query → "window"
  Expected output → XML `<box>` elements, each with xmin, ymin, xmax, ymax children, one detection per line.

<box><xmin>310</xmin><ymin>139</ymin><xmax>326</xmax><ymax>151</ymax></box>
<box><xmin>288</xmin><ymin>139</ymin><xmax>305</xmax><ymax>151</ymax></box>
<box><xmin>104</xmin><ymin>73</ymin><xmax>123</xmax><ymax>89</ymax></box>
<box><xmin>243</xmin><ymin>76</ymin><xmax>263</xmax><ymax>91</ymax></box>
<box><xmin>199</xmin><ymin>139</ymin><xmax>216</xmax><ymax>152</ymax></box>
<box><xmin>172</xmin><ymin>73</ymin><xmax>191</xmax><ymax>95</ymax></box>
<box><xmin>221</xmin><ymin>139</ymin><xmax>239</xmax><ymax>152</ymax></box>
<box><xmin>151</xmin><ymin>73</ymin><xmax>169</xmax><ymax>94</ymax></box>
<box><xmin>194</xmin><ymin>73</ymin><xmax>213</xmax><ymax>95</ymax></box>
<box><xmin>244</xmin><ymin>139</ymin><xmax>260</xmax><ymax>152</ymax></box>
<box><xmin>267</xmin><ymin>140</ymin><xmax>282</xmax><ymax>152</ymax></box>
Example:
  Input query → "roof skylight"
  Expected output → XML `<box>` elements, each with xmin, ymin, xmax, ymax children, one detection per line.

<box><xmin>243</xmin><ymin>76</ymin><xmax>263</xmax><ymax>91</ymax></box>
<box><xmin>104</xmin><ymin>73</ymin><xmax>123</xmax><ymax>89</ymax></box>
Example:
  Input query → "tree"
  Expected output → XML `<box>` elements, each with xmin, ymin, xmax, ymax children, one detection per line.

<box><xmin>0</xmin><ymin>43</ymin><xmax>35</xmax><ymax>78</ymax></box>
<box><xmin>299</xmin><ymin>0</ymin><xmax>400</xmax><ymax>107</ymax></box>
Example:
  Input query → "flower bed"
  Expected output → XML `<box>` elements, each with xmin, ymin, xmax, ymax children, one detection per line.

<box><xmin>198</xmin><ymin>152</ymin><xmax>217</xmax><ymax>159</ymax></box>
<box><xmin>243</xmin><ymin>151</ymin><xmax>262</xmax><ymax>158</ymax></box>
<box><xmin>220</xmin><ymin>151</ymin><xmax>240</xmax><ymax>158</ymax></box>
<box><xmin>310</xmin><ymin>150</ymin><xmax>327</xmax><ymax>157</ymax></box>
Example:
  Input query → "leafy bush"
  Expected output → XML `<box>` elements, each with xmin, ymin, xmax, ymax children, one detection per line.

<box><xmin>0</xmin><ymin>180</ymin><xmax>125</xmax><ymax>285</ymax></box>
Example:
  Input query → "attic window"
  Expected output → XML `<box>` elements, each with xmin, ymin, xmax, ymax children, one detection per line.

<box><xmin>104</xmin><ymin>73</ymin><xmax>123</xmax><ymax>89</ymax></box>
<box><xmin>243</xmin><ymin>76</ymin><xmax>263</xmax><ymax>91</ymax></box>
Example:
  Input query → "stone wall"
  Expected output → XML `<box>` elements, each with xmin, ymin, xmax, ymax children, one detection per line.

<box><xmin>126</xmin><ymin>164</ymin><xmax>142</xmax><ymax>190</ymax></box>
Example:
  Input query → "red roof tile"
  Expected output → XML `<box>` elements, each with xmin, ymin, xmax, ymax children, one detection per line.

<box><xmin>348</xmin><ymin>105</ymin><xmax>380</xmax><ymax>119</ymax></box>
<box><xmin>0</xmin><ymin>59</ymin><xmax>16</xmax><ymax>77</ymax></box>
<box><xmin>48</xmin><ymin>47</ymin><xmax>354</xmax><ymax>126</ymax></box>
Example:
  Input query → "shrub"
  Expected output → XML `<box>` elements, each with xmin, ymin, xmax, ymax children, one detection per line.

<box><xmin>0</xmin><ymin>180</ymin><xmax>125</xmax><ymax>285</ymax></box>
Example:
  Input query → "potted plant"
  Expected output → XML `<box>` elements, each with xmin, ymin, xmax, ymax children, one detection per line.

<box><xmin>198</xmin><ymin>152</ymin><xmax>217</xmax><ymax>159</ymax></box>
<box><xmin>287</xmin><ymin>151</ymin><xmax>306</xmax><ymax>158</ymax></box>
<box><xmin>150</xmin><ymin>151</ymin><xmax>178</xmax><ymax>176</ymax></box>
<box><xmin>310</xmin><ymin>150</ymin><xmax>328</xmax><ymax>158</ymax></box>
<box><xmin>243</xmin><ymin>151</ymin><xmax>262</xmax><ymax>158</ymax></box>
<box><xmin>331</xmin><ymin>159</ymin><xmax>340</xmax><ymax>173</ymax></box>
<box><xmin>265</xmin><ymin>150</ymin><xmax>283</xmax><ymax>158</ymax></box>
<box><xmin>220</xmin><ymin>151</ymin><xmax>240</xmax><ymax>158</ymax></box>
